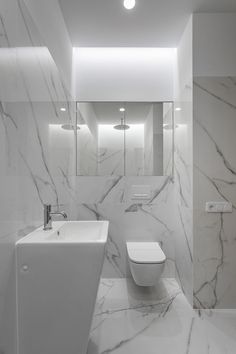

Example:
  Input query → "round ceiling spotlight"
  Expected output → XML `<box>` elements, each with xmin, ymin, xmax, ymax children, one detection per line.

<box><xmin>123</xmin><ymin>0</ymin><xmax>136</xmax><ymax>10</ymax></box>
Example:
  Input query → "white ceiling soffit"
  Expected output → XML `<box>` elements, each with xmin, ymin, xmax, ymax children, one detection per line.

<box><xmin>58</xmin><ymin>0</ymin><xmax>236</xmax><ymax>47</ymax></box>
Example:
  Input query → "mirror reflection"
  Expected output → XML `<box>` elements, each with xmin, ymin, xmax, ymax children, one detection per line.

<box><xmin>76</xmin><ymin>102</ymin><xmax>173</xmax><ymax>176</ymax></box>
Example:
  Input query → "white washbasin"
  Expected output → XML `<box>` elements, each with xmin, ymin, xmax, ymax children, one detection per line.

<box><xmin>16</xmin><ymin>221</ymin><xmax>108</xmax><ymax>354</ymax></box>
<box><xmin>18</xmin><ymin>220</ymin><xmax>108</xmax><ymax>243</ymax></box>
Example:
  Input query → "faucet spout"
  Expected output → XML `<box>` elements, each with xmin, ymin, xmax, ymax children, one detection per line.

<box><xmin>51</xmin><ymin>211</ymin><xmax>67</xmax><ymax>219</ymax></box>
<box><xmin>43</xmin><ymin>204</ymin><xmax>67</xmax><ymax>230</ymax></box>
<box><xmin>61</xmin><ymin>211</ymin><xmax>67</xmax><ymax>218</ymax></box>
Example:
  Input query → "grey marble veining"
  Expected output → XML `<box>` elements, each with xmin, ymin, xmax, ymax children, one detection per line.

<box><xmin>194</xmin><ymin>80</ymin><xmax>236</xmax><ymax>111</ymax></box>
<box><xmin>88</xmin><ymin>278</ymin><xmax>236</xmax><ymax>354</ymax></box>
<box><xmin>173</xmin><ymin>18</ymin><xmax>193</xmax><ymax>306</ymax></box>
<box><xmin>195</xmin><ymin>118</ymin><xmax>236</xmax><ymax>177</ymax></box>
<box><xmin>0</xmin><ymin>1</ymin><xmax>76</xmax><ymax>352</ymax></box>
<box><xmin>193</xmin><ymin>76</ymin><xmax>236</xmax><ymax>309</ymax></box>
<box><xmin>174</xmin><ymin>97</ymin><xmax>193</xmax><ymax>303</ymax></box>
<box><xmin>178</xmin><ymin>205</ymin><xmax>193</xmax><ymax>263</ymax></box>
<box><xmin>67</xmin><ymin>196</ymin><xmax>175</xmax><ymax>278</ymax></box>
<box><xmin>194</xmin><ymin>214</ymin><xmax>225</xmax><ymax>309</ymax></box>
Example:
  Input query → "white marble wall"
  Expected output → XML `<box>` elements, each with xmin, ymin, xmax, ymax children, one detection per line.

<box><xmin>0</xmin><ymin>94</ymin><xmax>74</xmax><ymax>354</ymax></box>
<box><xmin>0</xmin><ymin>1</ymin><xmax>74</xmax><ymax>352</ymax></box>
<box><xmin>174</xmin><ymin>17</ymin><xmax>193</xmax><ymax>305</ymax></box>
<box><xmin>63</xmin><ymin>176</ymin><xmax>176</xmax><ymax>278</ymax></box>
<box><xmin>193</xmin><ymin>76</ymin><xmax>236</xmax><ymax>309</ymax></box>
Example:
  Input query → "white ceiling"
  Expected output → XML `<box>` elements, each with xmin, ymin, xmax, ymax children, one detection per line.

<box><xmin>58</xmin><ymin>0</ymin><xmax>236</xmax><ymax>47</ymax></box>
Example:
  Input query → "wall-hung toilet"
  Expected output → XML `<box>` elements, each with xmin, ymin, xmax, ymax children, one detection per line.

<box><xmin>127</xmin><ymin>242</ymin><xmax>166</xmax><ymax>286</ymax></box>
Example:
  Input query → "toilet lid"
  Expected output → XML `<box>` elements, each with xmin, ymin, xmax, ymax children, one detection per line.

<box><xmin>127</xmin><ymin>242</ymin><xmax>166</xmax><ymax>264</ymax></box>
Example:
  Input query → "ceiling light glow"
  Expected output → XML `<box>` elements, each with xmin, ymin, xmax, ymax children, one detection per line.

<box><xmin>123</xmin><ymin>0</ymin><xmax>136</xmax><ymax>10</ymax></box>
<box><xmin>60</xmin><ymin>107</ymin><xmax>66</xmax><ymax>112</ymax></box>
<box><xmin>119</xmin><ymin>107</ymin><xmax>125</xmax><ymax>112</ymax></box>
<box><xmin>175</xmin><ymin>107</ymin><xmax>182</xmax><ymax>111</ymax></box>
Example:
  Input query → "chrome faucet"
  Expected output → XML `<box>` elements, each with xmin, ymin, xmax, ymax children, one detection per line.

<box><xmin>43</xmin><ymin>204</ymin><xmax>67</xmax><ymax>230</ymax></box>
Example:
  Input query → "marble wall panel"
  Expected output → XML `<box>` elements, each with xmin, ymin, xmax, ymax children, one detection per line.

<box><xmin>174</xmin><ymin>17</ymin><xmax>193</xmax><ymax>305</ymax></box>
<box><xmin>0</xmin><ymin>1</ymin><xmax>74</xmax><ymax>352</ymax></box>
<box><xmin>193</xmin><ymin>76</ymin><xmax>236</xmax><ymax>309</ymax></box>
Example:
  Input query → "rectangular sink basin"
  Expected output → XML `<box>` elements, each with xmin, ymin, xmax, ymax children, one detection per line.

<box><xmin>16</xmin><ymin>221</ymin><xmax>109</xmax><ymax>354</ymax></box>
<box><xmin>18</xmin><ymin>220</ymin><xmax>108</xmax><ymax>243</ymax></box>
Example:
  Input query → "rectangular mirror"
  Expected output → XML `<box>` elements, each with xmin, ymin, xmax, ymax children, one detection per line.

<box><xmin>76</xmin><ymin>102</ymin><xmax>174</xmax><ymax>176</ymax></box>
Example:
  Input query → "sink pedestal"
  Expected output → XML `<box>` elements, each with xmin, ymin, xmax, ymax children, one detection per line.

<box><xmin>16</xmin><ymin>221</ymin><xmax>108</xmax><ymax>354</ymax></box>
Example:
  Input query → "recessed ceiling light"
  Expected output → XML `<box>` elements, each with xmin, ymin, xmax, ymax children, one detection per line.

<box><xmin>119</xmin><ymin>107</ymin><xmax>125</xmax><ymax>112</ymax></box>
<box><xmin>60</xmin><ymin>107</ymin><xmax>66</xmax><ymax>112</ymax></box>
<box><xmin>123</xmin><ymin>0</ymin><xmax>136</xmax><ymax>10</ymax></box>
<box><xmin>175</xmin><ymin>107</ymin><xmax>182</xmax><ymax>112</ymax></box>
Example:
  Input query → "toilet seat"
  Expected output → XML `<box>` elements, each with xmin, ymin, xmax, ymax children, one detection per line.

<box><xmin>127</xmin><ymin>242</ymin><xmax>166</xmax><ymax>264</ymax></box>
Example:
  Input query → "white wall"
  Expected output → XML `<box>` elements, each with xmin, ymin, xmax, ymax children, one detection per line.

<box><xmin>193</xmin><ymin>13</ymin><xmax>236</xmax><ymax>309</ymax></box>
<box><xmin>23</xmin><ymin>0</ymin><xmax>73</xmax><ymax>91</ymax></box>
<box><xmin>193</xmin><ymin>13</ymin><xmax>236</xmax><ymax>77</ymax></box>
<box><xmin>0</xmin><ymin>47</ymin><xmax>68</xmax><ymax>102</ymax></box>
<box><xmin>73</xmin><ymin>48</ymin><xmax>176</xmax><ymax>101</ymax></box>
<box><xmin>174</xmin><ymin>16</ymin><xmax>193</xmax><ymax>305</ymax></box>
<box><xmin>78</xmin><ymin>103</ymin><xmax>98</xmax><ymax>139</ymax></box>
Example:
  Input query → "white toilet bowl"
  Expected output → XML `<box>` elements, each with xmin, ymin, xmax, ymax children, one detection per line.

<box><xmin>127</xmin><ymin>242</ymin><xmax>166</xmax><ymax>286</ymax></box>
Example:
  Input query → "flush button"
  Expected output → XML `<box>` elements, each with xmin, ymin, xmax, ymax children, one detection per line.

<box><xmin>131</xmin><ymin>185</ymin><xmax>151</xmax><ymax>200</ymax></box>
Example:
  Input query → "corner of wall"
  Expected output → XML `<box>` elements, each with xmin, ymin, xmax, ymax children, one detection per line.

<box><xmin>173</xmin><ymin>14</ymin><xmax>193</xmax><ymax>306</ymax></box>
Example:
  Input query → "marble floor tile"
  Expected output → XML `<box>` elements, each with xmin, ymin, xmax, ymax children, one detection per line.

<box><xmin>88</xmin><ymin>278</ymin><xmax>236</xmax><ymax>354</ymax></box>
